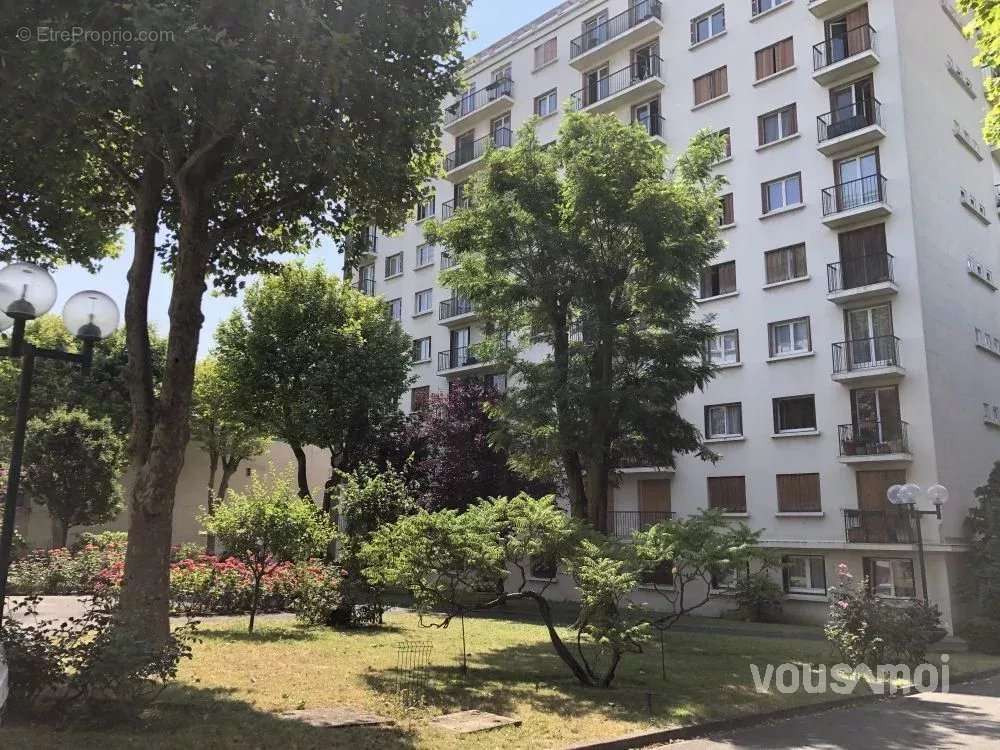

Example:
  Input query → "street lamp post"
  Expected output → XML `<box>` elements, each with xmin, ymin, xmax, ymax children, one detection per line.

<box><xmin>0</xmin><ymin>262</ymin><xmax>120</xmax><ymax>621</ymax></box>
<box><xmin>886</xmin><ymin>482</ymin><xmax>950</xmax><ymax>601</ymax></box>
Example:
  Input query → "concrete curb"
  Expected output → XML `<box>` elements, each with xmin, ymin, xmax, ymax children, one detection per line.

<box><xmin>559</xmin><ymin>666</ymin><xmax>1000</xmax><ymax>750</ymax></box>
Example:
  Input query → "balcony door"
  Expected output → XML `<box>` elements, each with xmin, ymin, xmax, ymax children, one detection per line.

<box><xmin>453</xmin><ymin>180</ymin><xmax>467</xmax><ymax>208</ymax></box>
<box><xmin>838</xmin><ymin>223</ymin><xmax>888</xmax><ymax>289</ymax></box>
<box><xmin>450</xmin><ymin>327</ymin><xmax>471</xmax><ymax>368</ymax></box>
<box><xmin>847</xmin><ymin>304</ymin><xmax>893</xmax><ymax>367</ymax></box>
<box><xmin>853</xmin><ymin>469</ymin><xmax>907</xmax><ymax>543</ymax></box>
<box><xmin>851</xmin><ymin>385</ymin><xmax>901</xmax><ymax>445</ymax></box>
<box><xmin>455</xmin><ymin>131</ymin><xmax>476</xmax><ymax>167</ymax></box>
<box><xmin>459</xmin><ymin>84</ymin><xmax>477</xmax><ymax>116</ymax></box>
<box><xmin>835</xmin><ymin>150</ymin><xmax>879</xmax><ymax>210</ymax></box>
<box><xmin>639</xmin><ymin>479</ymin><xmax>671</xmax><ymax>518</ymax></box>
<box><xmin>631</xmin><ymin>43</ymin><xmax>658</xmax><ymax>80</ymax></box>
<box><xmin>582</xmin><ymin>11</ymin><xmax>609</xmax><ymax>50</ymax></box>
<box><xmin>829</xmin><ymin>76</ymin><xmax>874</xmax><ymax>134</ymax></box>
<box><xmin>490</xmin><ymin>113</ymin><xmax>511</xmax><ymax>146</ymax></box>
<box><xmin>632</xmin><ymin>98</ymin><xmax>661</xmax><ymax>136</ymax></box>
<box><xmin>584</xmin><ymin>65</ymin><xmax>610</xmax><ymax>106</ymax></box>
<box><xmin>825</xmin><ymin>4</ymin><xmax>869</xmax><ymax>63</ymax></box>
<box><xmin>489</xmin><ymin>64</ymin><xmax>511</xmax><ymax>99</ymax></box>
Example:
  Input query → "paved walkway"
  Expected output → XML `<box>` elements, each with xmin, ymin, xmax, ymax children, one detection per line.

<box><xmin>658</xmin><ymin>675</ymin><xmax>1000</xmax><ymax>749</ymax></box>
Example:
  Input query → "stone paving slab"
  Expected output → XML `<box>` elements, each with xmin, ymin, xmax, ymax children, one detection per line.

<box><xmin>278</xmin><ymin>707</ymin><xmax>394</xmax><ymax>728</ymax></box>
<box><xmin>429</xmin><ymin>709</ymin><xmax>521</xmax><ymax>734</ymax></box>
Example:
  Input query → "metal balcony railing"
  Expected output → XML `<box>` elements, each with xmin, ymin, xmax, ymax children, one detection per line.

<box><xmin>437</xmin><ymin>346</ymin><xmax>479</xmax><ymax>372</ymax></box>
<box><xmin>838</xmin><ymin>419</ymin><xmax>909</xmax><ymax>457</ymax></box>
<box><xmin>356</xmin><ymin>278</ymin><xmax>376</xmax><ymax>296</ymax></box>
<box><xmin>827</xmin><ymin>252</ymin><xmax>894</xmax><ymax>293</ymax></box>
<box><xmin>441</xmin><ymin>197</ymin><xmax>472</xmax><ymax>220</ymax></box>
<box><xmin>821</xmin><ymin>173</ymin><xmax>888</xmax><ymax>216</ymax></box>
<box><xmin>443</xmin><ymin>78</ymin><xmax>514</xmax><ymax>125</ymax></box>
<box><xmin>570</xmin><ymin>1</ymin><xmax>663</xmax><ymax>58</ymax></box>
<box><xmin>608</xmin><ymin>510</ymin><xmax>673</xmax><ymax>538</ymax></box>
<box><xmin>569</xmin><ymin>56</ymin><xmax>663</xmax><ymax>111</ymax></box>
<box><xmin>439</xmin><ymin>296</ymin><xmax>473</xmax><ymax>320</ymax></box>
<box><xmin>844</xmin><ymin>508</ymin><xmax>919</xmax><ymax>544</ymax></box>
<box><xmin>636</xmin><ymin>114</ymin><xmax>666</xmax><ymax>138</ymax></box>
<box><xmin>817</xmin><ymin>98</ymin><xmax>882</xmax><ymax>142</ymax></box>
<box><xmin>813</xmin><ymin>24</ymin><xmax>877</xmax><ymax>71</ymax></box>
<box><xmin>444</xmin><ymin>128</ymin><xmax>513</xmax><ymax>173</ymax></box>
<box><xmin>832</xmin><ymin>335</ymin><xmax>900</xmax><ymax>374</ymax></box>
<box><xmin>440</xmin><ymin>252</ymin><xmax>457</xmax><ymax>270</ymax></box>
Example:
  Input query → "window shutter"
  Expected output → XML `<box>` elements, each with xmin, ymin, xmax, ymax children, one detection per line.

<box><xmin>765</xmin><ymin>249</ymin><xmax>783</xmax><ymax>283</ymax></box>
<box><xmin>691</xmin><ymin>20</ymin><xmax>697</xmax><ymax>45</ymax></box>
<box><xmin>792</xmin><ymin>244</ymin><xmax>807</xmax><ymax>276</ymax></box>
<box><xmin>720</xmin><ymin>261</ymin><xmax>737</xmax><ymax>292</ymax></box>
<box><xmin>694</xmin><ymin>74</ymin><xmax>710</xmax><ymax>104</ymax></box>
<box><xmin>755</xmin><ymin>48</ymin><xmax>772</xmax><ymax>80</ymax></box>
<box><xmin>787</xmin><ymin>104</ymin><xmax>798</xmax><ymax>134</ymax></box>
<box><xmin>761</xmin><ymin>181</ymin><xmax>770</xmax><ymax>214</ymax></box>
<box><xmin>778</xmin><ymin>38</ymin><xmax>794</xmax><ymax>70</ymax></box>
<box><xmin>757</xmin><ymin>114</ymin><xmax>767</xmax><ymax>145</ymax></box>
<box><xmin>716</xmin><ymin>66</ymin><xmax>728</xmax><ymax>95</ymax></box>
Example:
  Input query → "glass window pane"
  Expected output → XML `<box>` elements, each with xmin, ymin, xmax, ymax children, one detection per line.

<box><xmin>697</xmin><ymin>17</ymin><xmax>709</xmax><ymax>41</ymax></box>
<box><xmin>892</xmin><ymin>560</ymin><xmax>916</xmax><ymax>598</ymax></box>
<box><xmin>768</xmin><ymin>182</ymin><xmax>784</xmax><ymax>210</ymax></box>
<box><xmin>763</xmin><ymin>114</ymin><xmax>780</xmax><ymax>143</ymax></box>
<box><xmin>712</xmin><ymin>10</ymin><xmax>725</xmax><ymax>33</ymax></box>
<box><xmin>785</xmin><ymin>175</ymin><xmax>802</xmax><ymax>205</ymax></box>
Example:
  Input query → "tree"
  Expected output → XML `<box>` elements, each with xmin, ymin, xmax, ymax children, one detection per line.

<box><xmin>0</xmin><ymin>0</ymin><xmax>471</xmax><ymax>641</ymax></box>
<box><xmin>191</xmin><ymin>358</ymin><xmax>270</xmax><ymax>554</ymax></box>
<box><xmin>202</xmin><ymin>473</ymin><xmax>335</xmax><ymax>633</ymax></box>
<box><xmin>429</xmin><ymin>113</ymin><xmax>726</xmax><ymax>531</ymax></box>
<box><xmin>22</xmin><ymin>408</ymin><xmax>127</xmax><ymax>548</ymax></box>
<box><xmin>414</xmin><ymin>379</ymin><xmax>553</xmax><ymax>510</ymax></box>
<box><xmin>966</xmin><ymin>461</ymin><xmax>1000</xmax><ymax>620</ymax></box>
<box><xmin>958</xmin><ymin>1</ymin><xmax>1000</xmax><ymax>144</ymax></box>
<box><xmin>214</xmin><ymin>262</ymin><xmax>412</xmax><ymax>502</ymax></box>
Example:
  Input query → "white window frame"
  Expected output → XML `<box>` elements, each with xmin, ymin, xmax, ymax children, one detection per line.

<box><xmin>416</xmin><ymin>195</ymin><xmax>436</xmax><ymax>222</ymax></box>
<box><xmin>765</xmin><ymin>244</ymin><xmax>807</xmax><ymax>284</ymax></box>
<box><xmin>785</xmin><ymin>555</ymin><xmax>826</xmax><ymax>595</ymax></box>
<box><xmin>534</xmin><ymin>37</ymin><xmax>558</xmax><ymax>70</ymax></box>
<box><xmin>871</xmin><ymin>558</ymin><xmax>917</xmax><ymax>599</ymax></box>
<box><xmin>769</xmin><ymin>317</ymin><xmax>811</xmax><ymax>356</ymax></box>
<box><xmin>763</xmin><ymin>173</ymin><xmax>802</xmax><ymax>213</ymax></box>
<box><xmin>412</xmin><ymin>337</ymin><xmax>432</xmax><ymax>363</ymax></box>
<box><xmin>773</xmin><ymin>395</ymin><xmax>817</xmax><ymax>433</ymax></box>
<box><xmin>691</xmin><ymin>6</ymin><xmax>726</xmax><ymax>45</ymax></box>
<box><xmin>759</xmin><ymin>105</ymin><xmax>797</xmax><ymax>145</ymax></box>
<box><xmin>385</xmin><ymin>252</ymin><xmax>404</xmax><ymax>278</ymax></box>
<box><xmin>535</xmin><ymin>89</ymin><xmax>558</xmax><ymax>118</ymax></box>
<box><xmin>387</xmin><ymin>298</ymin><xmax>402</xmax><ymax>321</ymax></box>
<box><xmin>414</xmin><ymin>288</ymin><xmax>433</xmax><ymax>316</ymax></box>
<box><xmin>416</xmin><ymin>243</ymin><xmax>435</xmax><ymax>269</ymax></box>
<box><xmin>707</xmin><ymin>330</ymin><xmax>739</xmax><ymax>365</ymax></box>
<box><xmin>753</xmin><ymin>0</ymin><xmax>790</xmax><ymax>16</ymax></box>
<box><xmin>706</xmin><ymin>403</ymin><xmax>743</xmax><ymax>439</ymax></box>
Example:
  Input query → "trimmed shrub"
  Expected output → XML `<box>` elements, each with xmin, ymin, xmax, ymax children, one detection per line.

<box><xmin>960</xmin><ymin>617</ymin><xmax>1000</xmax><ymax>654</ymax></box>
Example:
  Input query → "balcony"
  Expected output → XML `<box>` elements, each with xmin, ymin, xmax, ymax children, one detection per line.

<box><xmin>832</xmin><ymin>336</ymin><xmax>905</xmax><ymax>384</ymax></box>
<box><xmin>609</xmin><ymin>510</ymin><xmax>673</xmax><ymax>539</ymax></box>
<box><xmin>808</xmin><ymin>0</ymin><xmax>870</xmax><ymax>17</ymax></box>
<box><xmin>826</xmin><ymin>252</ymin><xmax>897</xmax><ymax>304</ymax></box>
<box><xmin>569</xmin><ymin>1</ymin><xmax>663</xmax><ymax>71</ymax></box>
<box><xmin>821</xmin><ymin>174</ymin><xmax>891</xmax><ymax>228</ymax></box>
<box><xmin>812</xmin><ymin>25</ymin><xmax>879</xmax><ymax>87</ymax></box>
<box><xmin>356</xmin><ymin>278</ymin><xmax>376</xmax><ymax>296</ymax></box>
<box><xmin>843</xmin><ymin>509</ymin><xmax>919</xmax><ymax>544</ymax></box>
<box><xmin>569</xmin><ymin>57</ymin><xmax>664</xmax><ymax>114</ymax></box>
<box><xmin>838</xmin><ymin>420</ymin><xmax>912</xmax><ymax>464</ymax></box>
<box><xmin>443</xmin><ymin>78</ymin><xmax>514</xmax><ymax>134</ymax></box>
<box><xmin>441</xmin><ymin>197</ymin><xmax>472</xmax><ymax>220</ymax></box>
<box><xmin>439</xmin><ymin>296</ymin><xmax>475</xmax><ymax>325</ymax></box>
<box><xmin>345</xmin><ymin>228</ymin><xmax>377</xmax><ymax>259</ymax></box>
<box><xmin>637</xmin><ymin>114</ymin><xmax>666</xmax><ymax>143</ymax></box>
<box><xmin>437</xmin><ymin>346</ymin><xmax>488</xmax><ymax>375</ymax></box>
<box><xmin>816</xmin><ymin>99</ymin><xmax>885</xmax><ymax>157</ymax></box>
<box><xmin>444</xmin><ymin>129</ymin><xmax>512</xmax><ymax>182</ymax></box>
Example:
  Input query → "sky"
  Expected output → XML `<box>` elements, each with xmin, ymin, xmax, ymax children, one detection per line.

<box><xmin>45</xmin><ymin>0</ymin><xmax>565</xmax><ymax>356</ymax></box>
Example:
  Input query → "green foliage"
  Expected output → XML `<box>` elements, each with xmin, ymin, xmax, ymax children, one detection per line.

<box><xmin>733</xmin><ymin>568</ymin><xmax>785</xmax><ymax>624</ymax></box>
<box><xmin>825</xmin><ymin>565</ymin><xmax>946</xmax><ymax>668</ymax></box>
<box><xmin>289</xmin><ymin>563</ymin><xmax>346</xmax><ymax>627</ymax></box>
<box><xmin>966</xmin><ymin>460</ymin><xmax>1000</xmax><ymax>619</ymax></box>
<box><xmin>960</xmin><ymin>616</ymin><xmax>1000</xmax><ymax>654</ymax></box>
<box><xmin>428</xmin><ymin>111</ymin><xmax>726</xmax><ymax>522</ymax></box>
<box><xmin>202</xmin><ymin>473</ymin><xmax>335</xmax><ymax>632</ymax></box>
<box><xmin>73</xmin><ymin>531</ymin><xmax>129</xmax><ymax>554</ymax></box>
<box><xmin>958</xmin><ymin>0</ymin><xmax>1000</xmax><ymax>145</ymax></box>
<box><xmin>23</xmin><ymin>408</ymin><xmax>127</xmax><ymax>548</ymax></box>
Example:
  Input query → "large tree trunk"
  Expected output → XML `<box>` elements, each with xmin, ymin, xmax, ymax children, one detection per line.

<box><xmin>585</xmin><ymin>326</ymin><xmax>615</xmax><ymax>533</ymax></box>
<box><xmin>205</xmin><ymin>450</ymin><xmax>218</xmax><ymax>554</ymax></box>
<box><xmin>289</xmin><ymin>441</ymin><xmax>311</xmax><ymax>499</ymax></box>
<box><xmin>50</xmin><ymin>515</ymin><xmax>67</xmax><ymax>549</ymax></box>
<box><xmin>551</xmin><ymin>308</ymin><xmax>587</xmax><ymax>518</ymax></box>
<box><xmin>119</xmin><ymin>168</ymin><xmax>212</xmax><ymax>642</ymax></box>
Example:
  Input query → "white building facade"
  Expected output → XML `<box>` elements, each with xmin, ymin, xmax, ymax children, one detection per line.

<box><xmin>352</xmin><ymin>0</ymin><xmax>1000</xmax><ymax>631</ymax></box>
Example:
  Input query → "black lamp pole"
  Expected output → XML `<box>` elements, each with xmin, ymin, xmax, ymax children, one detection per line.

<box><xmin>0</xmin><ymin>317</ymin><xmax>94</xmax><ymax>622</ymax></box>
<box><xmin>905</xmin><ymin>502</ymin><xmax>943</xmax><ymax>602</ymax></box>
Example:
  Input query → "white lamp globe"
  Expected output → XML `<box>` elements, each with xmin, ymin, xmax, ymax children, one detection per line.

<box><xmin>927</xmin><ymin>484</ymin><xmax>950</xmax><ymax>507</ymax></box>
<box><xmin>0</xmin><ymin>262</ymin><xmax>58</xmax><ymax>320</ymax></box>
<box><xmin>899</xmin><ymin>483</ymin><xmax>922</xmax><ymax>504</ymax></box>
<box><xmin>886</xmin><ymin>484</ymin><xmax>904</xmax><ymax>505</ymax></box>
<box><xmin>62</xmin><ymin>290</ymin><xmax>120</xmax><ymax>341</ymax></box>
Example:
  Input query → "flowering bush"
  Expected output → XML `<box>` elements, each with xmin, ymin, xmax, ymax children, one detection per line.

<box><xmin>8</xmin><ymin>542</ymin><xmax>126</xmax><ymax>595</ymax></box>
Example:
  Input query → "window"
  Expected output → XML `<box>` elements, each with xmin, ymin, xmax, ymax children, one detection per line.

<box><xmin>486</xmin><ymin>372</ymin><xmax>508</xmax><ymax>394</ymax></box>
<box><xmin>706</xmin><ymin>330</ymin><xmax>740</xmax><ymax>365</ymax></box>
<box><xmin>752</xmin><ymin>0</ymin><xmax>790</xmax><ymax>16</ymax></box>
<box><xmin>755</xmin><ymin>37</ymin><xmax>794</xmax><ymax>80</ymax></box>
<box><xmin>706</xmin><ymin>403</ymin><xmax>743</xmax><ymax>439</ymax></box>
<box><xmin>711</xmin><ymin>566</ymin><xmax>747</xmax><ymax>590</ymax></box>
<box><xmin>718</xmin><ymin>127</ymin><xmax>732</xmax><ymax>158</ymax></box>
<box><xmin>719</xmin><ymin>193</ymin><xmax>735</xmax><ymax>226</ymax></box>
<box><xmin>640</xmin><ymin>561</ymin><xmax>674</xmax><ymax>587</ymax></box>
<box><xmin>534</xmin><ymin>37</ymin><xmax>557</xmax><ymax>69</ymax></box>
<box><xmin>784</xmin><ymin>555</ymin><xmax>826</xmax><ymax>594</ymax></box>
<box><xmin>765</xmin><ymin>244</ymin><xmax>807</xmax><ymax>284</ymax></box>
<box><xmin>535</xmin><ymin>88</ymin><xmax>558</xmax><ymax>117</ymax></box>
<box><xmin>691</xmin><ymin>6</ymin><xmax>726</xmax><ymax>45</ymax></box>
<box><xmin>531</xmin><ymin>556</ymin><xmax>557</xmax><ymax>580</ymax></box>
<box><xmin>762</xmin><ymin>173</ymin><xmax>802</xmax><ymax>214</ymax></box>
<box><xmin>768</xmin><ymin>317</ymin><xmax>811</xmax><ymax>357</ymax></box>
<box><xmin>412</xmin><ymin>337</ymin><xmax>432</xmax><ymax>363</ymax></box>
<box><xmin>707</xmin><ymin>476</ymin><xmax>747</xmax><ymax>513</ymax></box>
<box><xmin>414</xmin><ymin>288</ymin><xmax>433</xmax><ymax>315</ymax></box>
<box><xmin>777</xmin><ymin>474</ymin><xmax>822</xmax><ymax>512</ymax></box>
<box><xmin>416</xmin><ymin>243</ymin><xmax>435</xmax><ymax>268</ymax></box>
<box><xmin>758</xmin><ymin>104</ymin><xmax>798</xmax><ymax>145</ymax></box>
<box><xmin>385</xmin><ymin>252</ymin><xmax>403</xmax><ymax>278</ymax></box>
<box><xmin>416</xmin><ymin>195</ymin><xmax>436</xmax><ymax>222</ymax></box>
<box><xmin>773</xmin><ymin>395</ymin><xmax>817</xmax><ymax>433</ymax></box>
<box><xmin>410</xmin><ymin>386</ymin><xmax>430</xmax><ymax>411</ymax></box>
<box><xmin>693</xmin><ymin>66</ymin><xmax>728</xmax><ymax>105</ymax></box>
<box><xmin>700</xmin><ymin>260</ymin><xmax>737</xmax><ymax>299</ymax></box>
<box><xmin>387</xmin><ymin>298</ymin><xmax>402</xmax><ymax>321</ymax></box>
<box><xmin>867</xmin><ymin>558</ymin><xmax>916</xmax><ymax>599</ymax></box>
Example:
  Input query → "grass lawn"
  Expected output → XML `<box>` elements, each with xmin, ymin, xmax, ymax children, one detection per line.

<box><xmin>3</xmin><ymin>610</ymin><xmax>998</xmax><ymax>750</ymax></box>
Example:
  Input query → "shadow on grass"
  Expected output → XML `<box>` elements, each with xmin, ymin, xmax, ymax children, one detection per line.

<box><xmin>0</xmin><ymin>684</ymin><xmax>419</xmax><ymax>750</ymax></box>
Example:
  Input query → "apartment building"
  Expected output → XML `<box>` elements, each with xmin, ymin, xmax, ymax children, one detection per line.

<box><xmin>351</xmin><ymin>0</ymin><xmax>1000</xmax><ymax>630</ymax></box>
